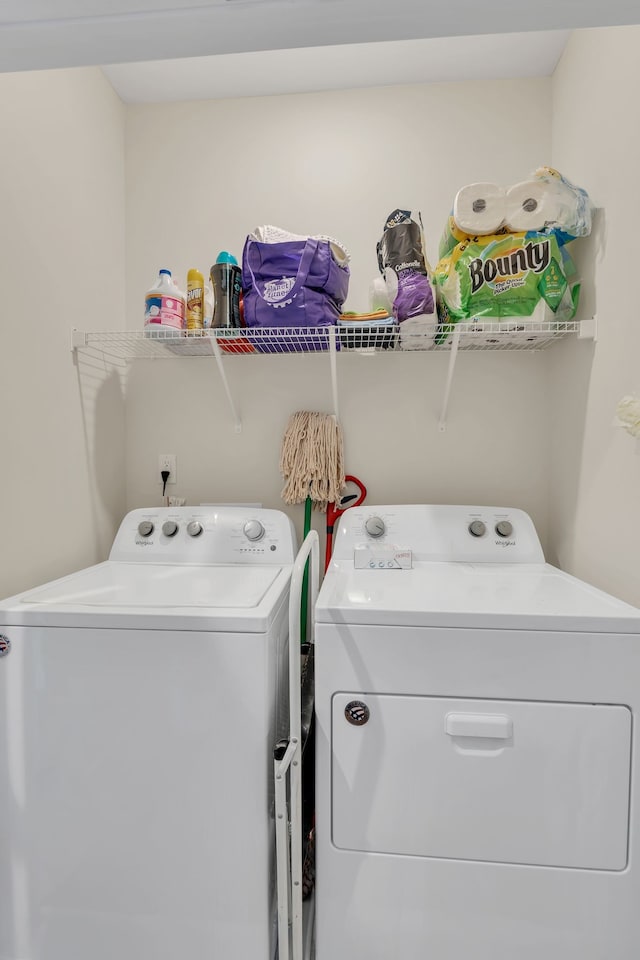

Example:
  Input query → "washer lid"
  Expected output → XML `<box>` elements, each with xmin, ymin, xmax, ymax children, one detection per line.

<box><xmin>315</xmin><ymin>562</ymin><xmax>640</xmax><ymax>633</ymax></box>
<box><xmin>2</xmin><ymin>561</ymin><xmax>291</xmax><ymax>632</ymax></box>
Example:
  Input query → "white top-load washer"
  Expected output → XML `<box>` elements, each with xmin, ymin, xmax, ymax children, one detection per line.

<box><xmin>314</xmin><ymin>504</ymin><xmax>640</xmax><ymax>960</ymax></box>
<box><xmin>0</xmin><ymin>506</ymin><xmax>297</xmax><ymax>960</ymax></box>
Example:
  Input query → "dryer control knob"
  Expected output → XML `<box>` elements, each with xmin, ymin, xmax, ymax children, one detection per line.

<box><xmin>468</xmin><ymin>520</ymin><xmax>486</xmax><ymax>538</ymax></box>
<box><xmin>365</xmin><ymin>517</ymin><xmax>386</xmax><ymax>539</ymax></box>
<box><xmin>496</xmin><ymin>520</ymin><xmax>513</xmax><ymax>538</ymax></box>
<box><xmin>187</xmin><ymin>521</ymin><xmax>203</xmax><ymax>538</ymax></box>
<box><xmin>243</xmin><ymin>520</ymin><xmax>265</xmax><ymax>542</ymax></box>
<box><xmin>162</xmin><ymin>520</ymin><xmax>178</xmax><ymax>538</ymax></box>
<box><xmin>138</xmin><ymin>520</ymin><xmax>154</xmax><ymax>538</ymax></box>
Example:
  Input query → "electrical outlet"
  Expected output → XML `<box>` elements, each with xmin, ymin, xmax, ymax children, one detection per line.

<box><xmin>158</xmin><ymin>454</ymin><xmax>177</xmax><ymax>484</ymax></box>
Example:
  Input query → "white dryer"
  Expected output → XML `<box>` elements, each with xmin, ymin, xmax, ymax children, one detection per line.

<box><xmin>0</xmin><ymin>506</ymin><xmax>297</xmax><ymax>960</ymax></box>
<box><xmin>314</xmin><ymin>504</ymin><xmax>640</xmax><ymax>960</ymax></box>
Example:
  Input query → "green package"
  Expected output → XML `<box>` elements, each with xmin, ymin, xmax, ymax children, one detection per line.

<box><xmin>434</xmin><ymin>231</ymin><xmax>580</xmax><ymax>342</ymax></box>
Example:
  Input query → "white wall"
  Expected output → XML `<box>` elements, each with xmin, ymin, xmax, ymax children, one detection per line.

<box><xmin>124</xmin><ymin>78</ymin><xmax>554</xmax><ymax>548</ymax></box>
<box><xmin>4</xmin><ymin>40</ymin><xmax>635</xmax><ymax>602</ymax></box>
<box><xmin>0</xmin><ymin>67</ymin><xmax>127</xmax><ymax>599</ymax></box>
<box><xmin>549</xmin><ymin>26</ymin><xmax>640</xmax><ymax>604</ymax></box>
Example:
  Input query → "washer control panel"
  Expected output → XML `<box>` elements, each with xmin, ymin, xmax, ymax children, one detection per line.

<box><xmin>332</xmin><ymin>504</ymin><xmax>544</xmax><ymax>564</ymax></box>
<box><xmin>112</xmin><ymin>507</ymin><xmax>297</xmax><ymax>564</ymax></box>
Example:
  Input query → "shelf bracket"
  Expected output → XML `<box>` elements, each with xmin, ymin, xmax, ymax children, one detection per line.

<box><xmin>578</xmin><ymin>314</ymin><xmax>598</xmax><ymax>342</ymax></box>
<box><xmin>438</xmin><ymin>325</ymin><xmax>462</xmax><ymax>432</ymax></box>
<box><xmin>210</xmin><ymin>335</ymin><xmax>242</xmax><ymax>433</ymax></box>
<box><xmin>71</xmin><ymin>329</ymin><xmax>87</xmax><ymax>352</ymax></box>
<box><xmin>329</xmin><ymin>326</ymin><xmax>339</xmax><ymax>419</ymax></box>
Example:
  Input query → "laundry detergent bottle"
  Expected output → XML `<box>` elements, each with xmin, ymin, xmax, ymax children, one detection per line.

<box><xmin>144</xmin><ymin>269</ymin><xmax>186</xmax><ymax>336</ymax></box>
<box><xmin>210</xmin><ymin>252</ymin><xmax>242</xmax><ymax>329</ymax></box>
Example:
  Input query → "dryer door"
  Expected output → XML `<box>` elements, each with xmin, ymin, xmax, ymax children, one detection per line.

<box><xmin>332</xmin><ymin>694</ymin><xmax>631</xmax><ymax>870</ymax></box>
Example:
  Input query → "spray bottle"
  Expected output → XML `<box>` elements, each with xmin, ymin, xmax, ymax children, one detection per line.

<box><xmin>186</xmin><ymin>268</ymin><xmax>205</xmax><ymax>332</ymax></box>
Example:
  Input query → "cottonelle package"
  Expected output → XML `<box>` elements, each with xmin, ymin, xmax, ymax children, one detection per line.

<box><xmin>376</xmin><ymin>209</ymin><xmax>436</xmax><ymax>349</ymax></box>
<box><xmin>376</xmin><ymin>209</ymin><xmax>435</xmax><ymax>322</ymax></box>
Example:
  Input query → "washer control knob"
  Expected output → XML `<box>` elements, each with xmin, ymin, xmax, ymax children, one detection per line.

<box><xmin>468</xmin><ymin>520</ymin><xmax>486</xmax><ymax>538</ymax></box>
<box><xmin>243</xmin><ymin>520</ymin><xmax>265</xmax><ymax>542</ymax></box>
<box><xmin>162</xmin><ymin>520</ymin><xmax>178</xmax><ymax>538</ymax></box>
<box><xmin>137</xmin><ymin>521</ymin><xmax>154</xmax><ymax>538</ymax></box>
<box><xmin>187</xmin><ymin>521</ymin><xmax>203</xmax><ymax>538</ymax></box>
<box><xmin>365</xmin><ymin>517</ymin><xmax>386</xmax><ymax>539</ymax></box>
<box><xmin>496</xmin><ymin>520</ymin><xmax>513</xmax><ymax>538</ymax></box>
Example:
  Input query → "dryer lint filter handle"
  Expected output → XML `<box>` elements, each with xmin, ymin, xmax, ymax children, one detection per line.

<box><xmin>354</xmin><ymin>546</ymin><xmax>412</xmax><ymax>569</ymax></box>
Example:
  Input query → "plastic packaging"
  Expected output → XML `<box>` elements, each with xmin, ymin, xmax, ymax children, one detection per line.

<box><xmin>144</xmin><ymin>269</ymin><xmax>185</xmax><ymax>335</ymax></box>
<box><xmin>433</xmin><ymin>230</ymin><xmax>580</xmax><ymax>343</ymax></box>
<box><xmin>528</xmin><ymin>166</ymin><xmax>592</xmax><ymax>240</ymax></box>
<box><xmin>446</xmin><ymin>169</ymin><xmax>593</xmax><ymax>247</ymax></box>
<box><xmin>369</xmin><ymin>275</ymin><xmax>394</xmax><ymax>314</ymax></box>
<box><xmin>186</xmin><ymin>268</ymin><xmax>205</xmax><ymax>331</ymax></box>
<box><xmin>434</xmin><ymin>168</ymin><xmax>592</xmax><ymax>343</ymax></box>
<box><xmin>210</xmin><ymin>251</ymin><xmax>242</xmax><ymax>329</ymax></box>
<box><xmin>376</xmin><ymin>210</ymin><xmax>435</xmax><ymax>322</ymax></box>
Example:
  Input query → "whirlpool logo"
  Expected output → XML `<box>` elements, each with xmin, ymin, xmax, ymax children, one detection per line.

<box><xmin>0</xmin><ymin>635</ymin><xmax>11</xmax><ymax>657</ymax></box>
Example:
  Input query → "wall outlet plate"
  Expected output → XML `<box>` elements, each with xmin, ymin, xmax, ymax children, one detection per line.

<box><xmin>158</xmin><ymin>454</ymin><xmax>177</xmax><ymax>484</ymax></box>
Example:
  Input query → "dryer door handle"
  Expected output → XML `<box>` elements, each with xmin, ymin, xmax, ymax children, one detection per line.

<box><xmin>445</xmin><ymin>713</ymin><xmax>513</xmax><ymax>739</ymax></box>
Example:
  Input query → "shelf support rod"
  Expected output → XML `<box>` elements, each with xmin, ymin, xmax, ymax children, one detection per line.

<box><xmin>329</xmin><ymin>326</ymin><xmax>339</xmax><ymax>419</ymax></box>
<box><xmin>210</xmin><ymin>335</ymin><xmax>242</xmax><ymax>433</ymax></box>
<box><xmin>438</xmin><ymin>325</ymin><xmax>462</xmax><ymax>432</ymax></box>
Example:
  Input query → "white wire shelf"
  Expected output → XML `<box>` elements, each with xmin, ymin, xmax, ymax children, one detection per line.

<box><xmin>71</xmin><ymin>320</ymin><xmax>580</xmax><ymax>360</ymax></box>
<box><xmin>71</xmin><ymin>319</ymin><xmax>586</xmax><ymax>433</ymax></box>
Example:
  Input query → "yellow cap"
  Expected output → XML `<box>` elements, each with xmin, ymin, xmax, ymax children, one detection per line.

<box><xmin>187</xmin><ymin>268</ymin><xmax>204</xmax><ymax>285</ymax></box>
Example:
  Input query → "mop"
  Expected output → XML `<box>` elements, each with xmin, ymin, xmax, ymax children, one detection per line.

<box><xmin>280</xmin><ymin>410</ymin><xmax>345</xmax><ymax>643</ymax></box>
<box><xmin>280</xmin><ymin>410</ymin><xmax>345</xmax><ymax>513</ymax></box>
<box><xmin>280</xmin><ymin>410</ymin><xmax>344</xmax><ymax>908</ymax></box>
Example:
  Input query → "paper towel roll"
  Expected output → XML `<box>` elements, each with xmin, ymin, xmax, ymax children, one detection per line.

<box><xmin>453</xmin><ymin>183</ymin><xmax>506</xmax><ymax>235</ymax></box>
<box><xmin>505</xmin><ymin>180</ymin><xmax>562</xmax><ymax>232</ymax></box>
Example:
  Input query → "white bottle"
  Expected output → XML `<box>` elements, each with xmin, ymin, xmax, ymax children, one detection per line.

<box><xmin>203</xmin><ymin>282</ymin><xmax>214</xmax><ymax>329</ymax></box>
<box><xmin>144</xmin><ymin>269</ymin><xmax>186</xmax><ymax>336</ymax></box>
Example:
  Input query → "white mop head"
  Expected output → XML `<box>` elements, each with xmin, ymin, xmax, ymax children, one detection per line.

<box><xmin>280</xmin><ymin>411</ymin><xmax>345</xmax><ymax>511</ymax></box>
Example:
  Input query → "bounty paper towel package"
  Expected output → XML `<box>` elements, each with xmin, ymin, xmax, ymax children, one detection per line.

<box><xmin>434</xmin><ymin>168</ymin><xmax>591</xmax><ymax>344</ymax></box>
<box><xmin>435</xmin><ymin>232</ymin><xmax>579</xmax><ymax>336</ymax></box>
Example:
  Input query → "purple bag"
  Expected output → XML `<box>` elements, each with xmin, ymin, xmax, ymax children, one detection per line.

<box><xmin>242</xmin><ymin>237</ymin><xmax>349</xmax><ymax>352</ymax></box>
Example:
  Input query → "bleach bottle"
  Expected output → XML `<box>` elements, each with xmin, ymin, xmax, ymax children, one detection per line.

<box><xmin>144</xmin><ymin>269</ymin><xmax>186</xmax><ymax>335</ymax></box>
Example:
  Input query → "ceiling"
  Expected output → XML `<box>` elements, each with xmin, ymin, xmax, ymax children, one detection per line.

<box><xmin>1</xmin><ymin>0</ymin><xmax>638</xmax><ymax>101</ymax></box>
<box><xmin>103</xmin><ymin>31</ymin><xmax>570</xmax><ymax>103</ymax></box>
